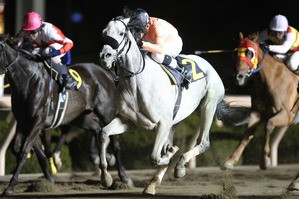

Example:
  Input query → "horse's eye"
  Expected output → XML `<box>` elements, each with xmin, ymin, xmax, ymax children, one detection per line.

<box><xmin>119</xmin><ymin>32</ymin><xmax>124</xmax><ymax>36</ymax></box>
<box><xmin>246</xmin><ymin>49</ymin><xmax>254</xmax><ymax>58</ymax></box>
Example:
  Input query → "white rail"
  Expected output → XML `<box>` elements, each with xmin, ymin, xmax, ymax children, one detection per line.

<box><xmin>0</xmin><ymin>95</ymin><xmax>16</xmax><ymax>176</ymax></box>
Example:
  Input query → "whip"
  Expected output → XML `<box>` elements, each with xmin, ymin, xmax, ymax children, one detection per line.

<box><xmin>194</xmin><ymin>49</ymin><xmax>234</xmax><ymax>55</ymax></box>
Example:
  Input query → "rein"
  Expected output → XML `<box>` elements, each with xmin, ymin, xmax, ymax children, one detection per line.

<box><xmin>0</xmin><ymin>51</ymin><xmax>20</xmax><ymax>75</ymax></box>
<box><xmin>101</xmin><ymin>18</ymin><xmax>146</xmax><ymax>81</ymax></box>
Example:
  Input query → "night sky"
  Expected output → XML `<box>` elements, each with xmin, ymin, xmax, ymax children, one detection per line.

<box><xmin>5</xmin><ymin>0</ymin><xmax>299</xmax><ymax>94</ymax></box>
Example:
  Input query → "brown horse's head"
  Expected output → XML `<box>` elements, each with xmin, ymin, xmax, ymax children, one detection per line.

<box><xmin>235</xmin><ymin>32</ymin><xmax>261</xmax><ymax>86</ymax></box>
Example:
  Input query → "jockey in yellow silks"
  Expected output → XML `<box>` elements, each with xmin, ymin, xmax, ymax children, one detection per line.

<box><xmin>259</xmin><ymin>14</ymin><xmax>299</xmax><ymax>73</ymax></box>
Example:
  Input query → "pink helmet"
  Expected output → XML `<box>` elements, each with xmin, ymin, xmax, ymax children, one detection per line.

<box><xmin>22</xmin><ymin>11</ymin><xmax>43</xmax><ymax>31</ymax></box>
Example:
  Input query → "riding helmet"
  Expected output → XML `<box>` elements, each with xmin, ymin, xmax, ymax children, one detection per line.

<box><xmin>269</xmin><ymin>14</ymin><xmax>288</xmax><ymax>32</ymax></box>
<box><xmin>135</xmin><ymin>8</ymin><xmax>150</xmax><ymax>28</ymax></box>
<box><xmin>22</xmin><ymin>11</ymin><xmax>43</xmax><ymax>31</ymax></box>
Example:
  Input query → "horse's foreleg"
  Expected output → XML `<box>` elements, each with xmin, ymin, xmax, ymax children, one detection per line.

<box><xmin>151</xmin><ymin>121</ymin><xmax>175</xmax><ymax>166</ymax></box>
<box><xmin>270</xmin><ymin>126</ymin><xmax>288</xmax><ymax>167</ymax></box>
<box><xmin>261</xmin><ymin>110</ymin><xmax>289</xmax><ymax>170</ymax></box>
<box><xmin>98</xmin><ymin>117</ymin><xmax>129</xmax><ymax>188</ymax></box>
<box><xmin>143</xmin><ymin>165</ymin><xmax>168</xmax><ymax>195</ymax></box>
<box><xmin>288</xmin><ymin>174</ymin><xmax>299</xmax><ymax>191</ymax></box>
<box><xmin>110</xmin><ymin>135</ymin><xmax>133</xmax><ymax>186</ymax></box>
<box><xmin>11</xmin><ymin>126</ymin><xmax>23</xmax><ymax>157</ymax></box>
<box><xmin>224</xmin><ymin>112</ymin><xmax>261</xmax><ymax>170</ymax></box>
<box><xmin>143</xmin><ymin>127</ymin><xmax>177</xmax><ymax>195</ymax></box>
<box><xmin>33</xmin><ymin>138</ymin><xmax>54</xmax><ymax>183</ymax></box>
<box><xmin>3</xmin><ymin>124</ymin><xmax>43</xmax><ymax>195</ymax></box>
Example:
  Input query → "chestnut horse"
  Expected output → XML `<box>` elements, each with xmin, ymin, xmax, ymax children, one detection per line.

<box><xmin>224</xmin><ymin>32</ymin><xmax>299</xmax><ymax>170</ymax></box>
<box><xmin>0</xmin><ymin>34</ymin><xmax>130</xmax><ymax>195</ymax></box>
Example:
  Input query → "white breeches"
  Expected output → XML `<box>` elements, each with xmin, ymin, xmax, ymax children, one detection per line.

<box><xmin>151</xmin><ymin>38</ymin><xmax>183</xmax><ymax>63</ymax></box>
<box><xmin>287</xmin><ymin>51</ymin><xmax>299</xmax><ymax>71</ymax></box>
<box><xmin>32</xmin><ymin>43</ymin><xmax>65</xmax><ymax>64</ymax></box>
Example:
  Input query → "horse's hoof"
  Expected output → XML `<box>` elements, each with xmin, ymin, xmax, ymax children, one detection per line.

<box><xmin>2</xmin><ymin>188</ymin><xmax>14</xmax><ymax>196</ymax></box>
<box><xmin>222</xmin><ymin>160</ymin><xmax>234</xmax><ymax>170</ymax></box>
<box><xmin>122</xmin><ymin>178</ymin><xmax>134</xmax><ymax>188</ymax></box>
<box><xmin>260</xmin><ymin>159</ymin><xmax>271</xmax><ymax>170</ymax></box>
<box><xmin>143</xmin><ymin>183</ymin><xmax>156</xmax><ymax>195</ymax></box>
<box><xmin>101</xmin><ymin>170</ymin><xmax>113</xmax><ymax>188</ymax></box>
<box><xmin>107</xmin><ymin>154</ymin><xmax>116</xmax><ymax>167</ymax></box>
<box><xmin>288</xmin><ymin>182</ymin><xmax>299</xmax><ymax>191</ymax></box>
<box><xmin>174</xmin><ymin>165</ymin><xmax>186</xmax><ymax>178</ymax></box>
<box><xmin>174</xmin><ymin>156</ymin><xmax>186</xmax><ymax>178</ymax></box>
<box><xmin>53</xmin><ymin>152</ymin><xmax>62</xmax><ymax>170</ymax></box>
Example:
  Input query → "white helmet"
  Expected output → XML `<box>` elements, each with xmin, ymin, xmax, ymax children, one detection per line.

<box><xmin>269</xmin><ymin>14</ymin><xmax>288</xmax><ymax>32</ymax></box>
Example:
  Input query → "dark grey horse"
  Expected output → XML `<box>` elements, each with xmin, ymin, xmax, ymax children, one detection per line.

<box><xmin>0</xmin><ymin>34</ymin><xmax>130</xmax><ymax>195</ymax></box>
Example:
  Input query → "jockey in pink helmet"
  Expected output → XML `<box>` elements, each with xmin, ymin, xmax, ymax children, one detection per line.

<box><xmin>15</xmin><ymin>11</ymin><xmax>77</xmax><ymax>89</ymax></box>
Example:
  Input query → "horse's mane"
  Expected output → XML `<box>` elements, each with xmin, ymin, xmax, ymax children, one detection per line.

<box><xmin>0</xmin><ymin>34</ymin><xmax>40</xmax><ymax>61</ymax></box>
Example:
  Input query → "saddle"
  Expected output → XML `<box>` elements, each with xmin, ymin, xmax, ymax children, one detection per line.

<box><xmin>160</xmin><ymin>55</ymin><xmax>206</xmax><ymax>90</ymax></box>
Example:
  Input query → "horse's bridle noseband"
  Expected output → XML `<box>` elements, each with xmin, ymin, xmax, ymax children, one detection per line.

<box><xmin>101</xmin><ymin>18</ymin><xmax>145</xmax><ymax>81</ymax></box>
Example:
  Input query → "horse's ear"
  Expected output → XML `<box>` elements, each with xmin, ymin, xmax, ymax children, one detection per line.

<box><xmin>252</xmin><ymin>32</ymin><xmax>259</xmax><ymax>42</ymax></box>
<box><xmin>123</xmin><ymin>17</ymin><xmax>130</xmax><ymax>25</ymax></box>
<box><xmin>239</xmin><ymin>32</ymin><xmax>244</xmax><ymax>39</ymax></box>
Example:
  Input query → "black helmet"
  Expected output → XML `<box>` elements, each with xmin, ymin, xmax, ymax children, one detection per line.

<box><xmin>135</xmin><ymin>8</ymin><xmax>150</xmax><ymax>28</ymax></box>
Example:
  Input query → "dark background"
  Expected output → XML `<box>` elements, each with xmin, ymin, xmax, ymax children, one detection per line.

<box><xmin>4</xmin><ymin>0</ymin><xmax>299</xmax><ymax>94</ymax></box>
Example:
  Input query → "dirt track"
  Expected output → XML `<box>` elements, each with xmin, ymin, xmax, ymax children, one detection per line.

<box><xmin>0</xmin><ymin>164</ymin><xmax>299</xmax><ymax>199</ymax></box>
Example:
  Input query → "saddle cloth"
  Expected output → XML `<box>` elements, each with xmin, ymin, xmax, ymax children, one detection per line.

<box><xmin>160</xmin><ymin>55</ymin><xmax>206</xmax><ymax>86</ymax></box>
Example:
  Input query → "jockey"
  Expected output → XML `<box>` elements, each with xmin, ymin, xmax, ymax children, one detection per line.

<box><xmin>15</xmin><ymin>11</ymin><xmax>77</xmax><ymax>89</ymax></box>
<box><xmin>259</xmin><ymin>14</ymin><xmax>299</xmax><ymax>74</ymax></box>
<box><xmin>125</xmin><ymin>7</ymin><xmax>192</xmax><ymax>88</ymax></box>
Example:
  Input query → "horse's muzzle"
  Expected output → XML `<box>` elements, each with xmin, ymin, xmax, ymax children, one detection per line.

<box><xmin>99</xmin><ymin>47</ymin><xmax>115</xmax><ymax>69</ymax></box>
<box><xmin>235</xmin><ymin>72</ymin><xmax>248</xmax><ymax>86</ymax></box>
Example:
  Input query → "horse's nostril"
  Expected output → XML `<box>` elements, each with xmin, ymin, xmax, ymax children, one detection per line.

<box><xmin>237</xmin><ymin>74</ymin><xmax>244</xmax><ymax>80</ymax></box>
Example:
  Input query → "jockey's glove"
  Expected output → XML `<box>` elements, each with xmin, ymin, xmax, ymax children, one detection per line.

<box><xmin>137</xmin><ymin>40</ymin><xmax>143</xmax><ymax>47</ymax></box>
<box><xmin>49</xmin><ymin>49</ymin><xmax>61</xmax><ymax>57</ymax></box>
<box><xmin>259</xmin><ymin>42</ymin><xmax>269</xmax><ymax>53</ymax></box>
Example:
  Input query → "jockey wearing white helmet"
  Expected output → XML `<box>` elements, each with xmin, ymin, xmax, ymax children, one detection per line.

<box><xmin>260</xmin><ymin>14</ymin><xmax>299</xmax><ymax>73</ymax></box>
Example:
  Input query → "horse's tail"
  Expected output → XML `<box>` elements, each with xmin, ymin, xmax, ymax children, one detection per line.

<box><xmin>215</xmin><ymin>99</ymin><xmax>251</xmax><ymax>126</ymax></box>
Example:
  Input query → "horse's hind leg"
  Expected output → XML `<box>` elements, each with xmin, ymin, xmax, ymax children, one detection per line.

<box><xmin>52</xmin><ymin>125</ymin><xmax>70</xmax><ymax>170</ymax></box>
<box><xmin>174</xmin><ymin>99</ymin><xmax>217</xmax><ymax>178</ymax></box>
<box><xmin>41</xmin><ymin>130</ymin><xmax>57</xmax><ymax>174</ymax></box>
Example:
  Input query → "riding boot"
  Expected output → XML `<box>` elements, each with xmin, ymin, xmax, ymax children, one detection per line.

<box><xmin>62</xmin><ymin>74</ymin><xmax>78</xmax><ymax>89</ymax></box>
<box><xmin>176</xmin><ymin>65</ymin><xmax>192</xmax><ymax>89</ymax></box>
<box><xmin>47</xmin><ymin>61</ymin><xmax>77</xmax><ymax>89</ymax></box>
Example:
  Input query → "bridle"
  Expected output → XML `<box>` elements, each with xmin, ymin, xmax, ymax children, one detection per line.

<box><xmin>101</xmin><ymin>18</ymin><xmax>145</xmax><ymax>81</ymax></box>
<box><xmin>0</xmin><ymin>41</ymin><xmax>20</xmax><ymax>75</ymax></box>
<box><xmin>236</xmin><ymin>37</ymin><xmax>267</xmax><ymax>77</ymax></box>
